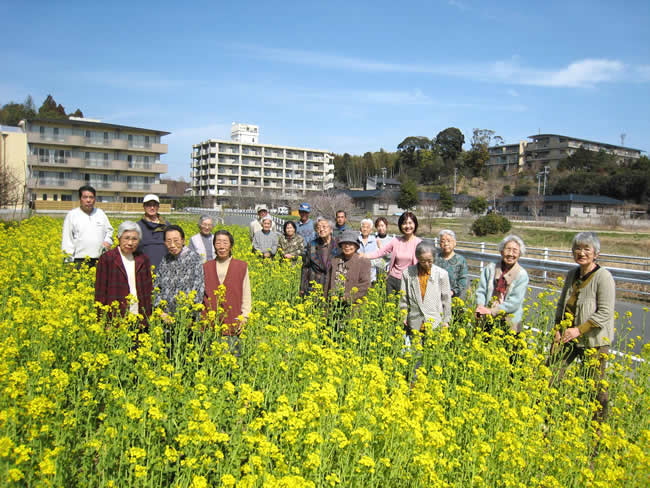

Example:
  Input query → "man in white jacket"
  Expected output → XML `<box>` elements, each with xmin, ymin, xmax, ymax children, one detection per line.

<box><xmin>61</xmin><ymin>185</ymin><xmax>113</xmax><ymax>267</ymax></box>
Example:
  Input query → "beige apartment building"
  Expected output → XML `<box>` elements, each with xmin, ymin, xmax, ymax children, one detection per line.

<box><xmin>20</xmin><ymin>117</ymin><xmax>169</xmax><ymax>203</ymax></box>
<box><xmin>487</xmin><ymin>133</ymin><xmax>642</xmax><ymax>174</ymax></box>
<box><xmin>0</xmin><ymin>126</ymin><xmax>28</xmax><ymax>207</ymax></box>
<box><xmin>191</xmin><ymin>123</ymin><xmax>334</xmax><ymax>205</ymax></box>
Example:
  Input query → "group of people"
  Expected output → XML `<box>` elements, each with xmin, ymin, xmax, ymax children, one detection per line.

<box><xmin>64</xmin><ymin>189</ymin><xmax>616</xmax><ymax>419</ymax></box>
<box><xmin>63</xmin><ymin>187</ymin><xmax>250</xmax><ymax>348</ymax></box>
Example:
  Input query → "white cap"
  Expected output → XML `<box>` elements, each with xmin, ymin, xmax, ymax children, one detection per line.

<box><xmin>143</xmin><ymin>194</ymin><xmax>160</xmax><ymax>204</ymax></box>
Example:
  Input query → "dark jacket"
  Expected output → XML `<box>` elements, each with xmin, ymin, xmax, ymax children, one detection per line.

<box><xmin>137</xmin><ymin>215</ymin><xmax>170</xmax><ymax>267</ymax></box>
<box><xmin>300</xmin><ymin>237</ymin><xmax>339</xmax><ymax>296</ymax></box>
<box><xmin>325</xmin><ymin>254</ymin><xmax>371</xmax><ymax>302</ymax></box>
<box><xmin>95</xmin><ymin>247</ymin><xmax>153</xmax><ymax>322</ymax></box>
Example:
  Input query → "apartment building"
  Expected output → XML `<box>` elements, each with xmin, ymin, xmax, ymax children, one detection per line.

<box><xmin>0</xmin><ymin>126</ymin><xmax>27</xmax><ymax>207</ymax></box>
<box><xmin>191</xmin><ymin>124</ymin><xmax>334</xmax><ymax>205</ymax></box>
<box><xmin>487</xmin><ymin>133</ymin><xmax>642</xmax><ymax>174</ymax></box>
<box><xmin>20</xmin><ymin>117</ymin><xmax>169</xmax><ymax>203</ymax></box>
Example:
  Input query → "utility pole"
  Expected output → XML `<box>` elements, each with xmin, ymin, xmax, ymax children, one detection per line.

<box><xmin>536</xmin><ymin>171</ymin><xmax>543</xmax><ymax>195</ymax></box>
<box><xmin>453</xmin><ymin>167</ymin><xmax>457</xmax><ymax>195</ymax></box>
<box><xmin>542</xmin><ymin>166</ymin><xmax>550</xmax><ymax>195</ymax></box>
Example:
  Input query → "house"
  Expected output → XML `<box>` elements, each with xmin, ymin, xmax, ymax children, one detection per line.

<box><xmin>499</xmin><ymin>194</ymin><xmax>625</xmax><ymax>218</ymax></box>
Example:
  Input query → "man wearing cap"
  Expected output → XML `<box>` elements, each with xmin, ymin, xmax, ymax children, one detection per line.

<box><xmin>61</xmin><ymin>185</ymin><xmax>113</xmax><ymax>268</ymax></box>
<box><xmin>248</xmin><ymin>205</ymin><xmax>276</xmax><ymax>241</ymax></box>
<box><xmin>296</xmin><ymin>202</ymin><xmax>315</xmax><ymax>243</ymax></box>
<box><xmin>137</xmin><ymin>194</ymin><xmax>171</xmax><ymax>267</ymax></box>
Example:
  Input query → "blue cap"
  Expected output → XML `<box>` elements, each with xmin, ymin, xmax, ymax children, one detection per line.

<box><xmin>299</xmin><ymin>203</ymin><xmax>311</xmax><ymax>212</ymax></box>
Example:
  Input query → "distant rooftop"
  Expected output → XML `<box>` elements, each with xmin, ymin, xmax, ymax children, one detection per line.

<box><xmin>528</xmin><ymin>133</ymin><xmax>643</xmax><ymax>152</ymax></box>
<box><xmin>24</xmin><ymin>117</ymin><xmax>170</xmax><ymax>136</ymax></box>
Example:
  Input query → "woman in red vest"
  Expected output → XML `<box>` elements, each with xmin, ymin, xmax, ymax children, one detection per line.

<box><xmin>203</xmin><ymin>230</ymin><xmax>251</xmax><ymax>354</ymax></box>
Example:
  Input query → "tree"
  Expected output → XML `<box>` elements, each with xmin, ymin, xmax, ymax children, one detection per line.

<box><xmin>468</xmin><ymin>196</ymin><xmax>488</xmax><ymax>214</ymax></box>
<box><xmin>439</xmin><ymin>187</ymin><xmax>453</xmax><ymax>212</ymax></box>
<box><xmin>0</xmin><ymin>162</ymin><xmax>22</xmax><ymax>208</ymax></box>
<box><xmin>397</xmin><ymin>178</ymin><xmax>418</xmax><ymax>210</ymax></box>
<box><xmin>434</xmin><ymin>127</ymin><xmax>465</xmax><ymax>163</ymax></box>
<box><xmin>311</xmin><ymin>190</ymin><xmax>354</xmax><ymax>220</ymax></box>
<box><xmin>525</xmin><ymin>191</ymin><xmax>545</xmax><ymax>219</ymax></box>
<box><xmin>557</xmin><ymin>147</ymin><xmax>616</xmax><ymax>173</ymax></box>
<box><xmin>396</xmin><ymin>136</ymin><xmax>432</xmax><ymax>176</ymax></box>
<box><xmin>419</xmin><ymin>149</ymin><xmax>444</xmax><ymax>183</ymax></box>
<box><xmin>461</xmin><ymin>129</ymin><xmax>502</xmax><ymax>176</ymax></box>
<box><xmin>0</xmin><ymin>96</ymin><xmax>37</xmax><ymax>125</ymax></box>
<box><xmin>38</xmin><ymin>95</ymin><xmax>68</xmax><ymax>119</ymax></box>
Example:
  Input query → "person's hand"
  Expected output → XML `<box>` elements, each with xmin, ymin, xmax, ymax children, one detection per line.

<box><xmin>553</xmin><ymin>330</ymin><xmax>561</xmax><ymax>344</ymax></box>
<box><xmin>284</xmin><ymin>253</ymin><xmax>294</xmax><ymax>259</ymax></box>
<box><xmin>161</xmin><ymin>312</ymin><xmax>173</xmax><ymax>324</ymax></box>
<box><xmin>264</xmin><ymin>252</ymin><xmax>271</xmax><ymax>258</ymax></box>
<box><xmin>561</xmin><ymin>327</ymin><xmax>580</xmax><ymax>343</ymax></box>
<box><xmin>103</xmin><ymin>242</ymin><xmax>111</xmax><ymax>250</ymax></box>
<box><xmin>475</xmin><ymin>305</ymin><xmax>491</xmax><ymax>316</ymax></box>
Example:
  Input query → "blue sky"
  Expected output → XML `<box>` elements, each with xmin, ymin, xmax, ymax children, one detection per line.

<box><xmin>2</xmin><ymin>0</ymin><xmax>649</xmax><ymax>178</ymax></box>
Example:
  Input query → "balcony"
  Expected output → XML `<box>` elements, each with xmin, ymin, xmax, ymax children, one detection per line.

<box><xmin>27</xmin><ymin>178</ymin><xmax>81</xmax><ymax>190</ymax></box>
<box><xmin>28</xmin><ymin>133</ymin><xmax>85</xmax><ymax>147</ymax></box>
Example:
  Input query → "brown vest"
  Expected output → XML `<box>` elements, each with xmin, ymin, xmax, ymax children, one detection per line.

<box><xmin>203</xmin><ymin>258</ymin><xmax>247</xmax><ymax>335</ymax></box>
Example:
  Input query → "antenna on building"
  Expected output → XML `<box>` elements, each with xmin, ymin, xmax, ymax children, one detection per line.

<box><xmin>620</xmin><ymin>133</ymin><xmax>626</xmax><ymax>146</ymax></box>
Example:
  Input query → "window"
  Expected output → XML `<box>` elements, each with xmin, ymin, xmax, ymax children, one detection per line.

<box><xmin>560</xmin><ymin>203</ymin><xmax>568</xmax><ymax>212</ymax></box>
<box><xmin>597</xmin><ymin>206</ymin><xmax>604</xmax><ymax>214</ymax></box>
<box><xmin>43</xmin><ymin>194</ymin><xmax>47</xmax><ymax>200</ymax></box>
<box><xmin>40</xmin><ymin>126</ymin><xmax>45</xmax><ymax>136</ymax></box>
<box><xmin>61</xmin><ymin>194</ymin><xmax>72</xmax><ymax>201</ymax></box>
<box><xmin>583</xmin><ymin>205</ymin><xmax>591</xmax><ymax>214</ymax></box>
<box><xmin>53</xmin><ymin>194</ymin><xmax>58</xmax><ymax>201</ymax></box>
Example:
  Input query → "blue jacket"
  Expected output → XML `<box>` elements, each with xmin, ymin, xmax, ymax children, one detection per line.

<box><xmin>137</xmin><ymin>216</ymin><xmax>170</xmax><ymax>268</ymax></box>
<box><xmin>476</xmin><ymin>261</ymin><xmax>529</xmax><ymax>331</ymax></box>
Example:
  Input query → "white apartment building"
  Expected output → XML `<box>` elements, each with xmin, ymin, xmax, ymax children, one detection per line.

<box><xmin>21</xmin><ymin>117</ymin><xmax>169</xmax><ymax>203</ymax></box>
<box><xmin>191</xmin><ymin>124</ymin><xmax>334</xmax><ymax>204</ymax></box>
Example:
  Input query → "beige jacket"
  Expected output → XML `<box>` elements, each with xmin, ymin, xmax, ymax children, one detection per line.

<box><xmin>555</xmin><ymin>266</ymin><xmax>616</xmax><ymax>348</ymax></box>
<box><xmin>400</xmin><ymin>264</ymin><xmax>452</xmax><ymax>332</ymax></box>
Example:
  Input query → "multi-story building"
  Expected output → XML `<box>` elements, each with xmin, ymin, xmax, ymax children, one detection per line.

<box><xmin>191</xmin><ymin>123</ymin><xmax>334</xmax><ymax>205</ymax></box>
<box><xmin>0</xmin><ymin>125</ymin><xmax>28</xmax><ymax>208</ymax></box>
<box><xmin>20</xmin><ymin>117</ymin><xmax>169</xmax><ymax>203</ymax></box>
<box><xmin>487</xmin><ymin>133</ymin><xmax>642</xmax><ymax>174</ymax></box>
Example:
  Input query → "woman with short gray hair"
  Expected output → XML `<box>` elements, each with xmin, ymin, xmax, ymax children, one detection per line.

<box><xmin>189</xmin><ymin>214</ymin><xmax>215</xmax><ymax>263</ymax></box>
<box><xmin>400</xmin><ymin>241</ymin><xmax>452</xmax><ymax>333</ymax></box>
<box><xmin>435</xmin><ymin>229</ymin><xmax>468</xmax><ymax>298</ymax></box>
<box><xmin>358</xmin><ymin>218</ymin><xmax>380</xmax><ymax>282</ymax></box>
<box><xmin>549</xmin><ymin>231</ymin><xmax>614</xmax><ymax>421</ymax></box>
<box><xmin>475</xmin><ymin>234</ymin><xmax>529</xmax><ymax>332</ymax></box>
<box><xmin>95</xmin><ymin>220</ymin><xmax>153</xmax><ymax>324</ymax></box>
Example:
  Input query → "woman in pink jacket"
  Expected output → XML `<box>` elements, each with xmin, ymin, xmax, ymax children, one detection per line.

<box><xmin>362</xmin><ymin>211</ymin><xmax>422</xmax><ymax>296</ymax></box>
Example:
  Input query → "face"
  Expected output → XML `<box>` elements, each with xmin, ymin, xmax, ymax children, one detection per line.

<box><xmin>144</xmin><ymin>201</ymin><xmax>159</xmax><ymax>218</ymax></box>
<box><xmin>360</xmin><ymin>222</ymin><xmax>372</xmax><ymax>238</ymax></box>
<box><xmin>199</xmin><ymin>219</ymin><xmax>214</xmax><ymax>236</ymax></box>
<box><xmin>417</xmin><ymin>252</ymin><xmax>434</xmax><ymax>273</ymax></box>
<box><xmin>440</xmin><ymin>234</ymin><xmax>456</xmax><ymax>255</ymax></box>
<box><xmin>80</xmin><ymin>190</ymin><xmax>95</xmax><ymax>213</ymax></box>
<box><xmin>376</xmin><ymin>220</ymin><xmax>387</xmax><ymax>235</ymax></box>
<box><xmin>286</xmin><ymin>224</ymin><xmax>296</xmax><ymax>237</ymax></box>
<box><xmin>258</xmin><ymin>210</ymin><xmax>268</xmax><ymax>219</ymax></box>
<box><xmin>299</xmin><ymin>211</ymin><xmax>309</xmax><ymax>223</ymax></box>
<box><xmin>400</xmin><ymin>217</ymin><xmax>415</xmax><ymax>236</ymax></box>
<box><xmin>316</xmin><ymin>221</ymin><xmax>331</xmax><ymax>239</ymax></box>
<box><xmin>118</xmin><ymin>230</ymin><xmax>140</xmax><ymax>255</ymax></box>
<box><xmin>214</xmin><ymin>235</ymin><xmax>232</xmax><ymax>260</ymax></box>
<box><xmin>336</xmin><ymin>212</ymin><xmax>346</xmax><ymax>227</ymax></box>
<box><xmin>573</xmin><ymin>244</ymin><xmax>598</xmax><ymax>267</ymax></box>
<box><xmin>341</xmin><ymin>242</ymin><xmax>358</xmax><ymax>258</ymax></box>
<box><xmin>164</xmin><ymin>230</ymin><xmax>184</xmax><ymax>257</ymax></box>
<box><xmin>262</xmin><ymin>219</ymin><xmax>272</xmax><ymax>232</ymax></box>
<box><xmin>501</xmin><ymin>241</ymin><xmax>521</xmax><ymax>266</ymax></box>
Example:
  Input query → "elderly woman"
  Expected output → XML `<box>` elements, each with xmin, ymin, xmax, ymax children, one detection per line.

<box><xmin>400</xmin><ymin>241</ymin><xmax>452</xmax><ymax>334</ymax></box>
<box><xmin>95</xmin><ymin>221</ymin><xmax>152</xmax><ymax>323</ymax></box>
<box><xmin>154</xmin><ymin>225</ymin><xmax>204</xmax><ymax>319</ymax></box>
<box><xmin>301</xmin><ymin>217</ymin><xmax>339</xmax><ymax>296</ymax></box>
<box><xmin>549</xmin><ymin>232</ymin><xmax>615</xmax><ymax>420</ymax></box>
<box><xmin>326</xmin><ymin>230</ymin><xmax>371</xmax><ymax>303</ymax></box>
<box><xmin>435</xmin><ymin>230</ymin><xmax>468</xmax><ymax>299</ymax></box>
<box><xmin>188</xmin><ymin>214</ymin><xmax>215</xmax><ymax>263</ymax></box>
<box><xmin>278</xmin><ymin>220</ymin><xmax>305</xmax><ymax>260</ymax></box>
<box><xmin>252</xmin><ymin>215</ymin><xmax>279</xmax><ymax>258</ymax></box>
<box><xmin>358</xmin><ymin>218</ymin><xmax>380</xmax><ymax>282</ymax></box>
<box><xmin>374</xmin><ymin>217</ymin><xmax>392</xmax><ymax>276</ymax></box>
<box><xmin>475</xmin><ymin>235</ymin><xmax>529</xmax><ymax>332</ymax></box>
<box><xmin>203</xmin><ymin>230</ymin><xmax>251</xmax><ymax>351</ymax></box>
<box><xmin>363</xmin><ymin>212</ymin><xmax>421</xmax><ymax>296</ymax></box>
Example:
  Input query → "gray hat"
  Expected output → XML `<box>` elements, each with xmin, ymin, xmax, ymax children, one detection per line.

<box><xmin>338</xmin><ymin>230</ymin><xmax>360</xmax><ymax>247</ymax></box>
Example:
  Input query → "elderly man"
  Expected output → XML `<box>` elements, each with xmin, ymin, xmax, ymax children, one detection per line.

<box><xmin>137</xmin><ymin>194</ymin><xmax>171</xmax><ymax>267</ymax></box>
<box><xmin>188</xmin><ymin>214</ymin><xmax>215</xmax><ymax>263</ymax></box>
<box><xmin>154</xmin><ymin>225</ymin><xmax>204</xmax><ymax>320</ymax></box>
<box><xmin>61</xmin><ymin>185</ymin><xmax>113</xmax><ymax>268</ymax></box>
<box><xmin>300</xmin><ymin>217</ymin><xmax>339</xmax><ymax>296</ymax></box>
<box><xmin>248</xmin><ymin>205</ymin><xmax>276</xmax><ymax>240</ymax></box>
<box><xmin>252</xmin><ymin>215</ymin><xmax>279</xmax><ymax>258</ymax></box>
<box><xmin>296</xmin><ymin>202</ymin><xmax>316</xmax><ymax>242</ymax></box>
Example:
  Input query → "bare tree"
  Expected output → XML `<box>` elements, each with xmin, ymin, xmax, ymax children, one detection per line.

<box><xmin>310</xmin><ymin>190</ymin><xmax>354</xmax><ymax>220</ymax></box>
<box><xmin>525</xmin><ymin>191</ymin><xmax>544</xmax><ymax>220</ymax></box>
<box><xmin>418</xmin><ymin>197</ymin><xmax>440</xmax><ymax>234</ymax></box>
<box><xmin>0</xmin><ymin>163</ymin><xmax>22</xmax><ymax>208</ymax></box>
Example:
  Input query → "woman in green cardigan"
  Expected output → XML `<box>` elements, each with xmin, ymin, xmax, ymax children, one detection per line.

<box><xmin>549</xmin><ymin>231</ymin><xmax>615</xmax><ymax>420</ymax></box>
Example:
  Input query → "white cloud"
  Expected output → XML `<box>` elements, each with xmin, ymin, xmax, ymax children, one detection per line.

<box><xmin>228</xmin><ymin>44</ymin><xmax>643</xmax><ymax>88</ymax></box>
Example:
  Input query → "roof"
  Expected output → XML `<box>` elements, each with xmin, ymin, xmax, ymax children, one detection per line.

<box><xmin>527</xmin><ymin>134</ymin><xmax>642</xmax><ymax>153</ymax></box>
<box><xmin>501</xmin><ymin>194</ymin><xmax>624</xmax><ymax>205</ymax></box>
<box><xmin>25</xmin><ymin>118</ymin><xmax>170</xmax><ymax>136</ymax></box>
<box><xmin>193</xmin><ymin>138</ymin><xmax>332</xmax><ymax>154</ymax></box>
